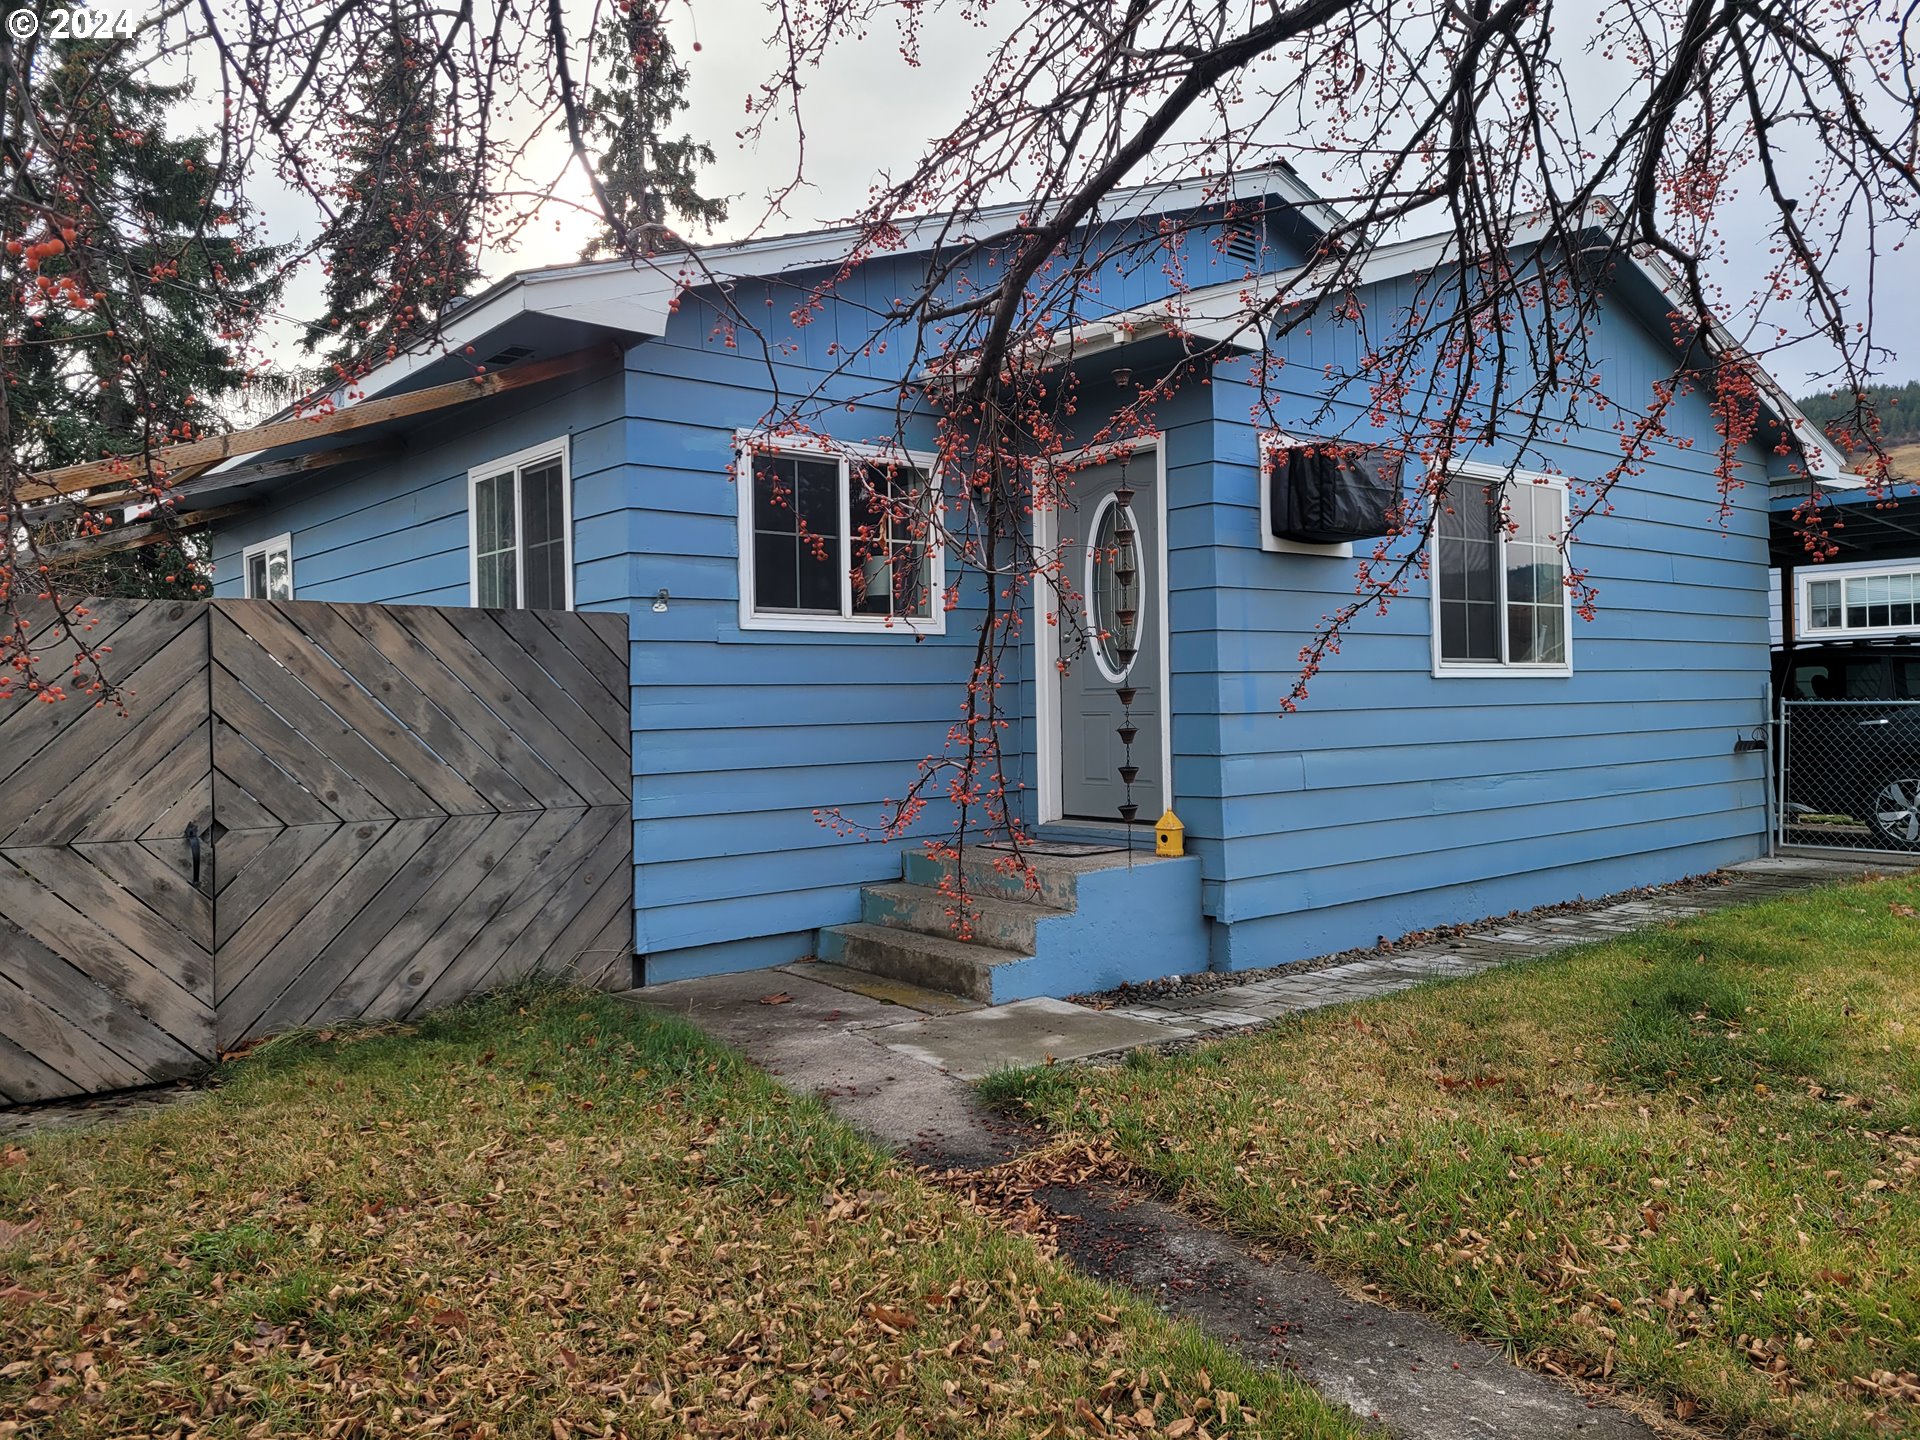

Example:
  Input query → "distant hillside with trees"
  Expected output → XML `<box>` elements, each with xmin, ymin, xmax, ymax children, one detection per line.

<box><xmin>1798</xmin><ymin>381</ymin><xmax>1920</xmax><ymax>448</ymax></box>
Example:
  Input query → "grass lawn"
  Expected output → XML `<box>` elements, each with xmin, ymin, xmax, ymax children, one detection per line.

<box><xmin>0</xmin><ymin>987</ymin><xmax>1360</xmax><ymax>1440</ymax></box>
<box><xmin>987</xmin><ymin>875</ymin><xmax>1920</xmax><ymax>1440</ymax></box>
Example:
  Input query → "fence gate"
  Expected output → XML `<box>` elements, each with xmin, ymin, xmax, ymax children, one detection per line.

<box><xmin>0</xmin><ymin>597</ymin><xmax>632</xmax><ymax>1103</ymax></box>
<box><xmin>1776</xmin><ymin>696</ymin><xmax>1920</xmax><ymax>855</ymax></box>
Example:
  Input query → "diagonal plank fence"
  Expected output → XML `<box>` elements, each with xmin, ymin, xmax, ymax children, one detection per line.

<box><xmin>0</xmin><ymin>597</ymin><xmax>632</xmax><ymax>1102</ymax></box>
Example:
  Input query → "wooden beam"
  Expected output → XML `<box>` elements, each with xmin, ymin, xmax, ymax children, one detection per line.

<box><xmin>22</xmin><ymin>503</ymin><xmax>255</xmax><ymax>566</ymax></box>
<box><xmin>23</xmin><ymin>440</ymin><xmax>407</xmax><ymax>529</ymax></box>
<box><xmin>18</xmin><ymin>344</ymin><xmax>617</xmax><ymax>502</ymax></box>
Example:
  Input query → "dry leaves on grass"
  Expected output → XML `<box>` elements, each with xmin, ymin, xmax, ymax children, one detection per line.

<box><xmin>1019</xmin><ymin>876</ymin><xmax>1920</xmax><ymax>1440</ymax></box>
<box><xmin>922</xmin><ymin>1138</ymin><xmax>1143</xmax><ymax>1254</ymax></box>
<box><xmin>0</xmin><ymin>993</ymin><xmax>1356</xmax><ymax>1440</ymax></box>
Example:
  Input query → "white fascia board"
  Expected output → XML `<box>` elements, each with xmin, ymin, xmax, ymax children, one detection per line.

<box><xmin>1625</xmin><ymin>244</ymin><xmax>1847</xmax><ymax>481</ymax></box>
<box><xmin>346</xmin><ymin>167</ymin><xmax>1339</xmax><ymax>405</ymax></box>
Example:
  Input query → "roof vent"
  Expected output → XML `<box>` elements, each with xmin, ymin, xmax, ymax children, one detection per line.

<box><xmin>484</xmin><ymin>344</ymin><xmax>534</xmax><ymax>368</ymax></box>
<box><xmin>1225</xmin><ymin>227</ymin><xmax>1261</xmax><ymax>266</ymax></box>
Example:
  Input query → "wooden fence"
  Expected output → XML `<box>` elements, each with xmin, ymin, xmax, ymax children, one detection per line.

<box><xmin>0</xmin><ymin>597</ymin><xmax>632</xmax><ymax>1103</ymax></box>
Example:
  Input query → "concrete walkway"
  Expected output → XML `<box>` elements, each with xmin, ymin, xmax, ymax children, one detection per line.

<box><xmin>1090</xmin><ymin>854</ymin><xmax>1906</xmax><ymax>1040</ymax></box>
<box><xmin>628</xmin><ymin>853</ymin><xmax>1911</xmax><ymax>1440</ymax></box>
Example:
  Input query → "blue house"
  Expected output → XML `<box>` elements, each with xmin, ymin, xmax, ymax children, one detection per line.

<box><xmin>193</xmin><ymin>171</ymin><xmax>1847</xmax><ymax>998</ymax></box>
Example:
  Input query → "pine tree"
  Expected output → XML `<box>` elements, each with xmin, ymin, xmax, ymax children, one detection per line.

<box><xmin>305</xmin><ymin>17</ymin><xmax>481</xmax><ymax>373</ymax></box>
<box><xmin>5</xmin><ymin>35</ymin><xmax>285</xmax><ymax>599</ymax></box>
<box><xmin>585</xmin><ymin>1</ymin><xmax>727</xmax><ymax>257</ymax></box>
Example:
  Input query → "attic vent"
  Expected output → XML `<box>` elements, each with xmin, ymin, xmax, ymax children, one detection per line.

<box><xmin>485</xmin><ymin>344</ymin><xmax>534</xmax><ymax>368</ymax></box>
<box><xmin>1225</xmin><ymin>227</ymin><xmax>1261</xmax><ymax>266</ymax></box>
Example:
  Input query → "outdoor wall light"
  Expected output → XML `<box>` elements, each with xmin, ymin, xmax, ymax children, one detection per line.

<box><xmin>653</xmin><ymin>588</ymin><xmax>670</xmax><ymax>613</ymax></box>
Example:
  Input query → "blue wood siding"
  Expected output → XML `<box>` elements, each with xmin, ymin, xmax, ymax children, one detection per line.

<box><xmin>1192</xmin><ymin>292</ymin><xmax>1774</xmax><ymax>970</ymax></box>
<box><xmin>203</xmin><ymin>212</ymin><xmax>1782</xmax><ymax>985</ymax></box>
<box><xmin>210</xmin><ymin>367</ymin><xmax>631</xmax><ymax>610</ymax></box>
<box><xmin>620</xmin><ymin>313</ymin><xmax>996</xmax><ymax>976</ymax></box>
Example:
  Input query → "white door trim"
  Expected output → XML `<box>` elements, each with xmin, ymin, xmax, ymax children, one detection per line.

<box><xmin>1032</xmin><ymin>435</ymin><xmax>1173</xmax><ymax>826</ymax></box>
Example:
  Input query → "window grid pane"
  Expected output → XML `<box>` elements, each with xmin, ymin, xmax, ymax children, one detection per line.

<box><xmin>1438</xmin><ymin>481</ymin><xmax>1501</xmax><ymax>662</ymax></box>
<box><xmin>1439</xmin><ymin>478</ymin><xmax>1564</xmax><ymax>669</ymax></box>
<box><xmin>520</xmin><ymin>460</ymin><xmax>567</xmax><ymax>610</ymax></box>
<box><xmin>749</xmin><ymin>450</ymin><xmax>936</xmax><ymax>623</ymax></box>
<box><xmin>474</xmin><ymin>472</ymin><xmax>517</xmax><ymax>609</ymax></box>
<box><xmin>1818</xmin><ymin>570</ymin><xmax>1920</xmax><ymax>633</ymax></box>
<box><xmin>752</xmin><ymin>455</ymin><xmax>843</xmax><ymax>615</ymax></box>
<box><xmin>849</xmin><ymin>465</ymin><xmax>932</xmax><ymax>618</ymax></box>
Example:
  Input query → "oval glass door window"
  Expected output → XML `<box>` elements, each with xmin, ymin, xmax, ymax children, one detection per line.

<box><xmin>1086</xmin><ymin>493</ymin><xmax>1143</xmax><ymax>682</ymax></box>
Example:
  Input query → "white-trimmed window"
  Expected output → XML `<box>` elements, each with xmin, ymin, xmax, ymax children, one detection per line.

<box><xmin>1432</xmin><ymin>468</ymin><xmax>1571</xmax><ymax>676</ymax></box>
<box><xmin>469</xmin><ymin>438</ymin><xmax>571</xmax><ymax>610</ymax></box>
<box><xmin>1802</xmin><ymin>566</ymin><xmax>1920</xmax><ymax>639</ymax></box>
<box><xmin>735</xmin><ymin>436</ymin><xmax>945</xmax><ymax>633</ymax></box>
<box><xmin>242</xmin><ymin>533</ymin><xmax>294</xmax><ymax>599</ymax></box>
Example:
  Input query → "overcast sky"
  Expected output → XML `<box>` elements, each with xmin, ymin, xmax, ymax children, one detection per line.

<box><xmin>250</xmin><ymin>0</ymin><xmax>1915</xmax><ymax>399</ymax></box>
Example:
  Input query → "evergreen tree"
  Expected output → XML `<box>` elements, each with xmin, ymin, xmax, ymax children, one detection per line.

<box><xmin>1798</xmin><ymin>381</ymin><xmax>1920</xmax><ymax>449</ymax></box>
<box><xmin>305</xmin><ymin>18</ymin><xmax>481</xmax><ymax>373</ymax></box>
<box><xmin>6</xmin><ymin>35</ymin><xmax>285</xmax><ymax>599</ymax></box>
<box><xmin>585</xmin><ymin>1</ymin><xmax>727</xmax><ymax>257</ymax></box>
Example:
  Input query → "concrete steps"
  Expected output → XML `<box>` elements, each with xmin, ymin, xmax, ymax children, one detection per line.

<box><xmin>860</xmin><ymin>880</ymin><xmax>1071</xmax><ymax>952</ymax></box>
<box><xmin>815</xmin><ymin>922</ymin><xmax>1030</xmax><ymax>1003</ymax></box>
<box><xmin>816</xmin><ymin>842</ymin><xmax>1208</xmax><ymax>1003</ymax></box>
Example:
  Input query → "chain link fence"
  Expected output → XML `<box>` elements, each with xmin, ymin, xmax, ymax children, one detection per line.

<box><xmin>1776</xmin><ymin>698</ymin><xmax>1920</xmax><ymax>852</ymax></box>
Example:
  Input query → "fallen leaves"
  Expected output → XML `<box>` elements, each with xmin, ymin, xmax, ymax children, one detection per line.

<box><xmin>1021</xmin><ymin>874</ymin><xmax>1920</xmax><ymax>1440</ymax></box>
<box><xmin>921</xmin><ymin>1138</ymin><xmax>1140</xmax><ymax>1255</ymax></box>
<box><xmin>0</xmin><ymin>990</ymin><xmax>1332</xmax><ymax>1440</ymax></box>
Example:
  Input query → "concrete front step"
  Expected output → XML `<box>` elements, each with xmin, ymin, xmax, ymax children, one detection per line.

<box><xmin>860</xmin><ymin>880</ymin><xmax>1070</xmax><ymax>952</ymax></box>
<box><xmin>781</xmin><ymin>960</ymin><xmax>983</xmax><ymax>1015</ymax></box>
<box><xmin>901</xmin><ymin>843</ymin><xmax>1152</xmax><ymax>909</ymax></box>
<box><xmin>816</xmin><ymin>921</ymin><xmax>1030</xmax><ymax>1003</ymax></box>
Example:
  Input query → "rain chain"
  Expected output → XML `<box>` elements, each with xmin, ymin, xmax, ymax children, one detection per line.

<box><xmin>1110</xmin><ymin>475</ymin><xmax>1141</xmax><ymax>833</ymax></box>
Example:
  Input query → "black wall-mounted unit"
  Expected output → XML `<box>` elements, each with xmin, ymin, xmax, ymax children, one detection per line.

<box><xmin>1266</xmin><ymin>442</ymin><xmax>1402</xmax><ymax>545</ymax></box>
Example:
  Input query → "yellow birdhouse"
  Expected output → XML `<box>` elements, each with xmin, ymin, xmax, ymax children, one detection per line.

<box><xmin>1154</xmin><ymin>809</ymin><xmax>1185</xmax><ymax>857</ymax></box>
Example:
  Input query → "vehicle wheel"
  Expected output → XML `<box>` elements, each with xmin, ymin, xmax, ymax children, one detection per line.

<box><xmin>1864</xmin><ymin>776</ymin><xmax>1920</xmax><ymax>849</ymax></box>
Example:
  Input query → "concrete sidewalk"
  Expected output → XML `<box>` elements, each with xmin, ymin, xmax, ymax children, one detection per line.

<box><xmin>632</xmin><ymin>854</ymin><xmax>1909</xmax><ymax>1110</ymax></box>
<box><xmin>624</xmin><ymin>853</ymin><xmax>1910</xmax><ymax>1440</ymax></box>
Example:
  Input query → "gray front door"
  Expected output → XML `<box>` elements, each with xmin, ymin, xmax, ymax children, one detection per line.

<box><xmin>1060</xmin><ymin>460</ymin><xmax>1165</xmax><ymax>821</ymax></box>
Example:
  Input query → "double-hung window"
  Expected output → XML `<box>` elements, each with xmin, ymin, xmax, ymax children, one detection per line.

<box><xmin>1433</xmin><ymin>468</ymin><xmax>1571</xmax><ymax>675</ymax></box>
<box><xmin>242</xmin><ymin>533</ymin><xmax>294</xmax><ymax>599</ymax></box>
<box><xmin>737</xmin><ymin>438</ymin><xmax>944</xmax><ymax>632</ymax></box>
<box><xmin>469</xmin><ymin>438</ymin><xmax>571</xmax><ymax>610</ymax></box>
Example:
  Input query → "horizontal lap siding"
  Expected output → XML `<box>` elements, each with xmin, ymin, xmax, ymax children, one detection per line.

<box><xmin>210</xmin><ymin>370</ymin><xmax>630</xmax><ymax>610</ymax></box>
<box><xmin>1201</xmin><ymin>310</ymin><xmax>1773</xmax><ymax>971</ymax></box>
<box><xmin>622</xmin><ymin>324</ymin><xmax>1003</xmax><ymax>975</ymax></box>
<box><xmin>616</xmin><ymin>216</ymin><xmax>1292</xmax><ymax>970</ymax></box>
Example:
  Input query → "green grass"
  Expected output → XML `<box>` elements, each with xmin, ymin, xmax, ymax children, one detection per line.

<box><xmin>0</xmin><ymin>984</ymin><xmax>1360</xmax><ymax>1440</ymax></box>
<box><xmin>989</xmin><ymin>876</ymin><xmax>1920</xmax><ymax>1440</ymax></box>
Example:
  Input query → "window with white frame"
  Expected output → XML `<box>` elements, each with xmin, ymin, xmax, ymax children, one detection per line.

<box><xmin>1434</xmin><ymin>472</ymin><xmax>1570</xmax><ymax>673</ymax></box>
<box><xmin>1803</xmin><ymin>568</ymin><xmax>1920</xmax><ymax>638</ymax></box>
<box><xmin>469</xmin><ymin>439</ymin><xmax>571</xmax><ymax>610</ymax></box>
<box><xmin>242</xmin><ymin>534</ymin><xmax>294</xmax><ymax>599</ymax></box>
<box><xmin>737</xmin><ymin>439</ymin><xmax>943</xmax><ymax>631</ymax></box>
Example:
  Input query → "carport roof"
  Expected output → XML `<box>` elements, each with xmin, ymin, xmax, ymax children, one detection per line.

<box><xmin>1772</xmin><ymin>480</ymin><xmax>1920</xmax><ymax>569</ymax></box>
